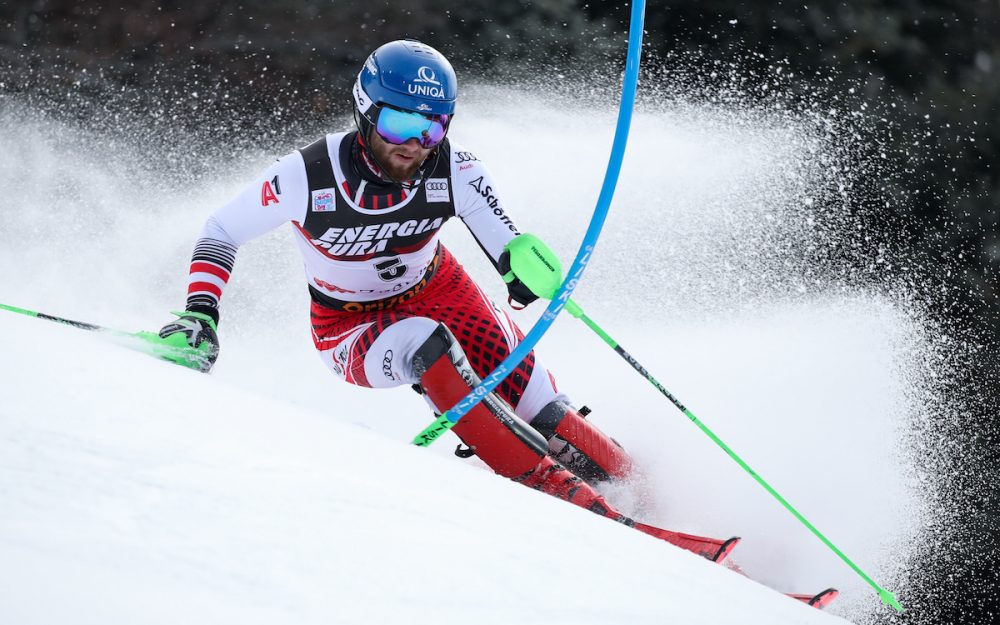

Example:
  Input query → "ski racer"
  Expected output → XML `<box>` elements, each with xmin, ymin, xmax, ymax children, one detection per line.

<box><xmin>157</xmin><ymin>39</ymin><xmax>734</xmax><ymax>560</ymax></box>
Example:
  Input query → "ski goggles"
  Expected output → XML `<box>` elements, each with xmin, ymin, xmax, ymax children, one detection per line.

<box><xmin>374</xmin><ymin>105</ymin><xmax>451</xmax><ymax>148</ymax></box>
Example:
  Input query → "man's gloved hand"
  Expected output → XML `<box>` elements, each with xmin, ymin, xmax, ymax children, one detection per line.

<box><xmin>498</xmin><ymin>249</ymin><xmax>539</xmax><ymax>309</ymax></box>
<box><xmin>156</xmin><ymin>310</ymin><xmax>220</xmax><ymax>372</ymax></box>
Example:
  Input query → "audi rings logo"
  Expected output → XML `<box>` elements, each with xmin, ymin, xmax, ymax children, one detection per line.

<box><xmin>425</xmin><ymin>178</ymin><xmax>450</xmax><ymax>203</ymax></box>
<box><xmin>414</xmin><ymin>66</ymin><xmax>441</xmax><ymax>85</ymax></box>
<box><xmin>455</xmin><ymin>152</ymin><xmax>479</xmax><ymax>163</ymax></box>
<box><xmin>382</xmin><ymin>350</ymin><xmax>395</xmax><ymax>379</ymax></box>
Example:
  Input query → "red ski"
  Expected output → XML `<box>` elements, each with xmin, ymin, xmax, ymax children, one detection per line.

<box><xmin>630</xmin><ymin>520</ymin><xmax>837</xmax><ymax>609</ymax></box>
<box><xmin>723</xmin><ymin>560</ymin><xmax>839</xmax><ymax>610</ymax></box>
<box><xmin>630</xmin><ymin>520</ymin><xmax>740</xmax><ymax>563</ymax></box>
<box><xmin>787</xmin><ymin>588</ymin><xmax>840</xmax><ymax>610</ymax></box>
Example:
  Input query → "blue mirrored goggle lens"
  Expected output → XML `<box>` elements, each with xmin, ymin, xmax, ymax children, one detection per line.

<box><xmin>375</xmin><ymin>107</ymin><xmax>450</xmax><ymax>148</ymax></box>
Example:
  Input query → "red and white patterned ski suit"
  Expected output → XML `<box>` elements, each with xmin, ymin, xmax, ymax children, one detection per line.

<box><xmin>186</xmin><ymin>131</ymin><xmax>564</xmax><ymax>421</ymax></box>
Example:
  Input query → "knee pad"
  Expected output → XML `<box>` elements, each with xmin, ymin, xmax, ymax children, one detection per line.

<box><xmin>531</xmin><ymin>400</ymin><xmax>634</xmax><ymax>483</ymax></box>
<box><xmin>413</xmin><ymin>323</ymin><xmax>548</xmax><ymax>478</ymax></box>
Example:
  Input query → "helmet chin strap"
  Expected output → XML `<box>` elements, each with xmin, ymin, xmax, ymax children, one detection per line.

<box><xmin>352</xmin><ymin>107</ymin><xmax>441</xmax><ymax>189</ymax></box>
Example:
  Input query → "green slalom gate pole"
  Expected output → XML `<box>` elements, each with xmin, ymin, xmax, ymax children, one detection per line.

<box><xmin>501</xmin><ymin>234</ymin><xmax>904</xmax><ymax>612</ymax></box>
<box><xmin>0</xmin><ymin>302</ymin><xmax>215</xmax><ymax>372</ymax></box>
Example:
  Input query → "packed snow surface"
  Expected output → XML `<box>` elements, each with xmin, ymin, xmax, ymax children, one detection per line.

<box><xmin>0</xmin><ymin>87</ymin><xmax>927</xmax><ymax>623</ymax></box>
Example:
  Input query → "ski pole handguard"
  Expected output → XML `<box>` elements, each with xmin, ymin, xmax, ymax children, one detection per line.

<box><xmin>133</xmin><ymin>327</ymin><xmax>217</xmax><ymax>372</ymax></box>
<box><xmin>500</xmin><ymin>234</ymin><xmax>585</xmax><ymax>318</ymax></box>
<box><xmin>145</xmin><ymin>310</ymin><xmax>219</xmax><ymax>372</ymax></box>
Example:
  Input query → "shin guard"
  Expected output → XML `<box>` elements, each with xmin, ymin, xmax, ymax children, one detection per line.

<box><xmin>531</xmin><ymin>400</ymin><xmax>634</xmax><ymax>483</ymax></box>
<box><xmin>413</xmin><ymin>323</ymin><xmax>548</xmax><ymax>478</ymax></box>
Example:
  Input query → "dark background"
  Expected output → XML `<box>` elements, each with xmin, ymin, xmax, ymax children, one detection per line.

<box><xmin>1</xmin><ymin>1</ymin><xmax>997</xmax><ymax>623</ymax></box>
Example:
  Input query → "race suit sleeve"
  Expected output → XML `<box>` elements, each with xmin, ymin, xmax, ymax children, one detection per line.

<box><xmin>185</xmin><ymin>151</ymin><xmax>308</xmax><ymax>320</ymax></box>
<box><xmin>450</xmin><ymin>144</ymin><xmax>522</xmax><ymax>270</ymax></box>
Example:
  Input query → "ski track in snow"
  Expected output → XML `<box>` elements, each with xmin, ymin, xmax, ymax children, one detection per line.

<box><xmin>0</xmin><ymin>87</ymin><xmax>931</xmax><ymax>623</ymax></box>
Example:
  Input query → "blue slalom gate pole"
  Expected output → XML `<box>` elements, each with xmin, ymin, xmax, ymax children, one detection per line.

<box><xmin>412</xmin><ymin>0</ymin><xmax>646</xmax><ymax>445</ymax></box>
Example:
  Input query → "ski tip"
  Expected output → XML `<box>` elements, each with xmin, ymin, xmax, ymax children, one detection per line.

<box><xmin>788</xmin><ymin>588</ymin><xmax>839</xmax><ymax>610</ymax></box>
<box><xmin>808</xmin><ymin>588</ymin><xmax>839</xmax><ymax>609</ymax></box>
<box><xmin>712</xmin><ymin>536</ymin><xmax>741</xmax><ymax>563</ymax></box>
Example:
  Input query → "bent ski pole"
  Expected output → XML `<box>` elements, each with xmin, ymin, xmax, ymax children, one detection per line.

<box><xmin>0</xmin><ymin>302</ymin><xmax>213</xmax><ymax>372</ymax></box>
<box><xmin>500</xmin><ymin>234</ymin><xmax>904</xmax><ymax>613</ymax></box>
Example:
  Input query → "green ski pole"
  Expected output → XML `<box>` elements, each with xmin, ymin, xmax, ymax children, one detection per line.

<box><xmin>0</xmin><ymin>302</ymin><xmax>215</xmax><ymax>372</ymax></box>
<box><xmin>502</xmin><ymin>234</ymin><xmax>904</xmax><ymax>613</ymax></box>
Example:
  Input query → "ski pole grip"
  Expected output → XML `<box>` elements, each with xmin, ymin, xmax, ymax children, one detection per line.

<box><xmin>503</xmin><ymin>233</ymin><xmax>565</xmax><ymax>300</ymax></box>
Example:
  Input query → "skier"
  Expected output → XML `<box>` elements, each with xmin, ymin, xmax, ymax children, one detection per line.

<box><xmin>157</xmin><ymin>39</ymin><xmax>734</xmax><ymax>561</ymax></box>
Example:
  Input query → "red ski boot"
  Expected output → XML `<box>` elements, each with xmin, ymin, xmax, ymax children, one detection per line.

<box><xmin>531</xmin><ymin>401</ymin><xmax>634</xmax><ymax>483</ymax></box>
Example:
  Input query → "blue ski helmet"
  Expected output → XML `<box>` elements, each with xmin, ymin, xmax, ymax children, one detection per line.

<box><xmin>353</xmin><ymin>40</ymin><xmax>458</xmax><ymax>130</ymax></box>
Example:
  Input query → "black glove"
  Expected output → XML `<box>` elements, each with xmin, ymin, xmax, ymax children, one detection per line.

<box><xmin>157</xmin><ymin>309</ymin><xmax>220</xmax><ymax>372</ymax></box>
<box><xmin>498</xmin><ymin>249</ymin><xmax>538</xmax><ymax>308</ymax></box>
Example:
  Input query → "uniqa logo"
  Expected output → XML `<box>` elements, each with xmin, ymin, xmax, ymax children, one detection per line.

<box><xmin>414</xmin><ymin>66</ymin><xmax>441</xmax><ymax>85</ymax></box>
<box><xmin>409</xmin><ymin>66</ymin><xmax>445</xmax><ymax>98</ymax></box>
<box><xmin>408</xmin><ymin>84</ymin><xmax>444</xmax><ymax>98</ymax></box>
